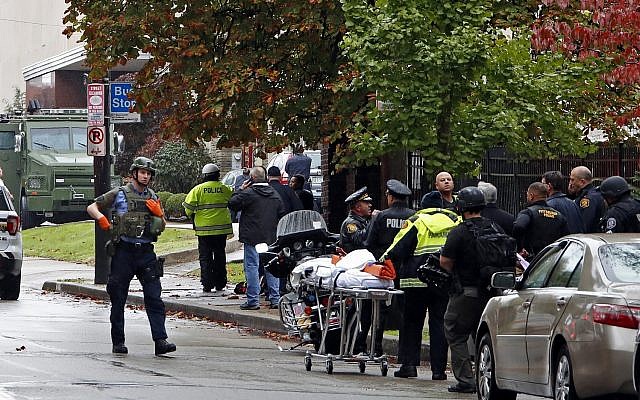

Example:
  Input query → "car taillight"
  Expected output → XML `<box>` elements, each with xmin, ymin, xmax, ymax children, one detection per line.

<box><xmin>592</xmin><ymin>304</ymin><xmax>640</xmax><ymax>329</ymax></box>
<box><xmin>6</xmin><ymin>215</ymin><xmax>20</xmax><ymax>235</ymax></box>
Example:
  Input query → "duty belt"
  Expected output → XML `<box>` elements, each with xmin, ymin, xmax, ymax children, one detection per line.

<box><xmin>117</xmin><ymin>241</ymin><xmax>153</xmax><ymax>252</ymax></box>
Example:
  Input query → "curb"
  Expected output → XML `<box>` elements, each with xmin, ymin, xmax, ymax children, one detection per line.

<box><xmin>41</xmin><ymin>280</ymin><xmax>432</xmax><ymax>361</ymax></box>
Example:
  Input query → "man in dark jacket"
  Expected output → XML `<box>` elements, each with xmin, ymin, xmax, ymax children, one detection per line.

<box><xmin>290</xmin><ymin>174</ymin><xmax>315</xmax><ymax>210</ymax></box>
<box><xmin>477</xmin><ymin>181</ymin><xmax>514</xmax><ymax>235</ymax></box>
<box><xmin>513</xmin><ymin>182</ymin><xmax>569</xmax><ymax>259</ymax></box>
<box><xmin>267</xmin><ymin>166</ymin><xmax>302</xmax><ymax>214</ymax></box>
<box><xmin>228</xmin><ymin>167</ymin><xmax>286</xmax><ymax>310</ymax></box>
<box><xmin>420</xmin><ymin>171</ymin><xmax>457</xmax><ymax>211</ymax></box>
<box><xmin>542</xmin><ymin>171</ymin><xmax>584</xmax><ymax>233</ymax></box>
<box><xmin>568</xmin><ymin>166</ymin><xmax>605</xmax><ymax>233</ymax></box>
<box><xmin>598</xmin><ymin>176</ymin><xmax>640</xmax><ymax>233</ymax></box>
<box><xmin>284</xmin><ymin>145</ymin><xmax>312</xmax><ymax>185</ymax></box>
<box><xmin>339</xmin><ymin>187</ymin><xmax>373</xmax><ymax>253</ymax></box>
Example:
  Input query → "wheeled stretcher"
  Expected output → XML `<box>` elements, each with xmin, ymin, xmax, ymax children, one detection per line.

<box><xmin>299</xmin><ymin>280</ymin><xmax>402</xmax><ymax>375</ymax></box>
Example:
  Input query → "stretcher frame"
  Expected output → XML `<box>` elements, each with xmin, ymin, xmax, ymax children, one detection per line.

<box><xmin>300</xmin><ymin>283</ymin><xmax>403</xmax><ymax>375</ymax></box>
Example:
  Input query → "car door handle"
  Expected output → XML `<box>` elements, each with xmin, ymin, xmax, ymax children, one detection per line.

<box><xmin>522</xmin><ymin>301</ymin><xmax>531</xmax><ymax>309</ymax></box>
<box><xmin>556</xmin><ymin>298</ymin><xmax>567</xmax><ymax>308</ymax></box>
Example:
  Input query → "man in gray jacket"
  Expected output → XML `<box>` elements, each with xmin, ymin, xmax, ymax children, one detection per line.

<box><xmin>228</xmin><ymin>167</ymin><xmax>285</xmax><ymax>310</ymax></box>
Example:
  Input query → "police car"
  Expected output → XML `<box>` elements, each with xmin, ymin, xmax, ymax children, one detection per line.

<box><xmin>0</xmin><ymin>185</ymin><xmax>22</xmax><ymax>300</ymax></box>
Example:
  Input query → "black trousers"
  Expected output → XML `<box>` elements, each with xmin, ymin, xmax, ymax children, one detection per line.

<box><xmin>397</xmin><ymin>287</ymin><xmax>449</xmax><ymax>374</ymax></box>
<box><xmin>107</xmin><ymin>243</ymin><xmax>167</xmax><ymax>345</ymax></box>
<box><xmin>198</xmin><ymin>234</ymin><xmax>227</xmax><ymax>291</ymax></box>
<box><xmin>353</xmin><ymin>299</ymin><xmax>388</xmax><ymax>356</ymax></box>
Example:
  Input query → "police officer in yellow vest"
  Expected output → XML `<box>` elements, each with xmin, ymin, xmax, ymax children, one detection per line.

<box><xmin>87</xmin><ymin>156</ymin><xmax>176</xmax><ymax>356</ymax></box>
<box><xmin>384</xmin><ymin>208</ymin><xmax>461</xmax><ymax>380</ymax></box>
<box><xmin>183</xmin><ymin>163</ymin><xmax>233</xmax><ymax>295</ymax></box>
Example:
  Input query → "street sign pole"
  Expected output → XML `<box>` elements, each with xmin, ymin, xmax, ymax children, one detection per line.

<box><xmin>94</xmin><ymin>77</ymin><xmax>111</xmax><ymax>285</ymax></box>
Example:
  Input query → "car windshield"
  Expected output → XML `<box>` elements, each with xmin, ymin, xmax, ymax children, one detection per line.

<box><xmin>599</xmin><ymin>243</ymin><xmax>640</xmax><ymax>283</ymax></box>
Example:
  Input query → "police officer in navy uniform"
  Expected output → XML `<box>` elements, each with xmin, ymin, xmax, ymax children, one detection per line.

<box><xmin>513</xmin><ymin>182</ymin><xmax>569</xmax><ymax>260</ymax></box>
<box><xmin>568</xmin><ymin>166</ymin><xmax>606</xmax><ymax>233</ymax></box>
<box><xmin>598</xmin><ymin>176</ymin><xmax>640</xmax><ymax>233</ymax></box>
<box><xmin>339</xmin><ymin>187</ymin><xmax>373</xmax><ymax>253</ymax></box>
<box><xmin>365</xmin><ymin>179</ymin><xmax>415</xmax><ymax>260</ymax></box>
<box><xmin>87</xmin><ymin>156</ymin><xmax>176</xmax><ymax>356</ymax></box>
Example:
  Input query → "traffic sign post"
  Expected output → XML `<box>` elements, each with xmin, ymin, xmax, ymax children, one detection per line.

<box><xmin>87</xmin><ymin>83</ymin><xmax>104</xmax><ymax>126</ymax></box>
<box><xmin>87</xmin><ymin>79</ymin><xmax>112</xmax><ymax>285</ymax></box>
<box><xmin>110</xmin><ymin>82</ymin><xmax>141</xmax><ymax>123</ymax></box>
<box><xmin>87</xmin><ymin>126</ymin><xmax>106</xmax><ymax>156</ymax></box>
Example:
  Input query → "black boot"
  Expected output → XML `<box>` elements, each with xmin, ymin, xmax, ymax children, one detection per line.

<box><xmin>154</xmin><ymin>339</ymin><xmax>176</xmax><ymax>355</ymax></box>
<box><xmin>393</xmin><ymin>365</ymin><xmax>417</xmax><ymax>378</ymax></box>
<box><xmin>112</xmin><ymin>343</ymin><xmax>128</xmax><ymax>354</ymax></box>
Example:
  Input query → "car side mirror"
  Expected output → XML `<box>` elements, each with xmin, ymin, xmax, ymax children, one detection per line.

<box><xmin>491</xmin><ymin>272</ymin><xmax>516</xmax><ymax>289</ymax></box>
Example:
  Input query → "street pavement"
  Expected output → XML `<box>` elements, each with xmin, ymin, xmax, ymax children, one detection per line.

<box><xmin>37</xmin><ymin>222</ymin><xmax>418</xmax><ymax>360</ymax></box>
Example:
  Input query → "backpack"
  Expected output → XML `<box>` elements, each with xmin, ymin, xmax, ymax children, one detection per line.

<box><xmin>465</xmin><ymin>221</ymin><xmax>517</xmax><ymax>291</ymax></box>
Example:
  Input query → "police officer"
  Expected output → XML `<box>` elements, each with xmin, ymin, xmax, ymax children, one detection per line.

<box><xmin>339</xmin><ymin>187</ymin><xmax>373</xmax><ymax>253</ymax></box>
<box><xmin>513</xmin><ymin>182</ymin><xmax>569</xmax><ymax>259</ymax></box>
<box><xmin>385</xmin><ymin>205</ymin><xmax>461</xmax><ymax>380</ymax></box>
<box><xmin>87</xmin><ymin>156</ymin><xmax>176</xmax><ymax>356</ymax></box>
<box><xmin>598</xmin><ymin>176</ymin><xmax>640</xmax><ymax>233</ymax></box>
<box><xmin>439</xmin><ymin>186</ymin><xmax>492</xmax><ymax>393</ymax></box>
<box><xmin>183</xmin><ymin>163</ymin><xmax>233</xmax><ymax>295</ymax></box>
<box><xmin>568</xmin><ymin>165</ymin><xmax>606</xmax><ymax>232</ymax></box>
<box><xmin>365</xmin><ymin>179</ymin><xmax>416</xmax><ymax>260</ymax></box>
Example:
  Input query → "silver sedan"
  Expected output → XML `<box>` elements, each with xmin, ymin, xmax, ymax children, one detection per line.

<box><xmin>476</xmin><ymin>234</ymin><xmax>639</xmax><ymax>400</ymax></box>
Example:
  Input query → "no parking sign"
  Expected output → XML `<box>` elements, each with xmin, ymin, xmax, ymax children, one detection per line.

<box><xmin>87</xmin><ymin>126</ymin><xmax>106</xmax><ymax>156</ymax></box>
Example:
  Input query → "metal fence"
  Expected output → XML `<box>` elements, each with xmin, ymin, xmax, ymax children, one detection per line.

<box><xmin>407</xmin><ymin>144</ymin><xmax>640</xmax><ymax>215</ymax></box>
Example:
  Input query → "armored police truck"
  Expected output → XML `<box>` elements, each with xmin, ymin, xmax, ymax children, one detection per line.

<box><xmin>0</xmin><ymin>110</ymin><xmax>118</xmax><ymax>228</ymax></box>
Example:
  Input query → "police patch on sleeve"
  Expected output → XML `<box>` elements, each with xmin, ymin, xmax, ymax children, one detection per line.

<box><xmin>606</xmin><ymin>217</ymin><xmax>617</xmax><ymax>231</ymax></box>
<box><xmin>346</xmin><ymin>223</ymin><xmax>357</xmax><ymax>234</ymax></box>
<box><xmin>402</xmin><ymin>220</ymin><xmax>409</xmax><ymax>229</ymax></box>
<box><xmin>579</xmin><ymin>198</ymin><xmax>590</xmax><ymax>208</ymax></box>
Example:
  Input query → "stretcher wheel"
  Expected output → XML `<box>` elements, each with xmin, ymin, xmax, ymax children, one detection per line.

<box><xmin>325</xmin><ymin>358</ymin><xmax>333</xmax><ymax>374</ymax></box>
<box><xmin>304</xmin><ymin>355</ymin><xmax>312</xmax><ymax>371</ymax></box>
<box><xmin>359</xmin><ymin>361</ymin><xmax>366</xmax><ymax>373</ymax></box>
<box><xmin>380</xmin><ymin>359</ymin><xmax>388</xmax><ymax>376</ymax></box>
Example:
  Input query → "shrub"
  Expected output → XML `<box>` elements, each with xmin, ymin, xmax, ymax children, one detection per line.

<box><xmin>152</xmin><ymin>141</ymin><xmax>213</xmax><ymax>193</ymax></box>
<box><xmin>165</xmin><ymin>193</ymin><xmax>187</xmax><ymax>219</ymax></box>
<box><xmin>156</xmin><ymin>191</ymin><xmax>173</xmax><ymax>207</ymax></box>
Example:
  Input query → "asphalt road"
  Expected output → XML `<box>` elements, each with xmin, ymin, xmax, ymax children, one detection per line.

<box><xmin>0</xmin><ymin>259</ymin><xmax>546</xmax><ymax>400</ymax></box>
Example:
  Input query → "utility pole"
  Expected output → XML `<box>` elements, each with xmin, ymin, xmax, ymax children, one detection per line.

<box><xmin>93</xmin><ymin>77</ymin><xmax>111</xmax><ymax>284</ymax></box>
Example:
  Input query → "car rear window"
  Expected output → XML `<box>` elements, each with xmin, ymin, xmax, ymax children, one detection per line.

<box><xmin>599</xmin><ymin>243</ymin><xmax>640</xmax><ymax>283</ymax></box>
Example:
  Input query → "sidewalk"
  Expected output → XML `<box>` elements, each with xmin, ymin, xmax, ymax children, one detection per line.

<box><xmin>39</xmin><ymin>224</ymin><xmax>431</xmax><ymax>360</ymax></box>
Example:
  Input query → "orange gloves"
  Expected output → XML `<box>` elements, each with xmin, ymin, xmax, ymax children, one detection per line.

<box><xmin>97</xmin><ymin>215</ymin><xmax>111</xmax><ymax>231</ymax></box>
<box><xmin>145</xmin><ymin>199</ymin><xmax>164</xmax><ymax>217</ymax></box>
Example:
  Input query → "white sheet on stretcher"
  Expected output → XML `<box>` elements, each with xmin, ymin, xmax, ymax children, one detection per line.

<box><xmin>291</xmin><ymin>255</ymin><xmax>393</xmax><ymax>289</ymax></box>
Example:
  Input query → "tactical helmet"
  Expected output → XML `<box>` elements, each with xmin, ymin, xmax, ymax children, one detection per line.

<box><xmin>130</xmin><ymin>156</ymin><xmax>157</xmax><ymax>176</ymax></box>
<box><xmin>201</xmin><ymin>163</ymin><xmax>220</xmax><ymax>175</ymax></box>
<box><xmin>457</xmin><ymin>186</ymin><xmax>486</xmax><ymax>211</ymax></box>
<box><xmin>598</xmin><ymin>176</ymin><xmax>630</xmax><ymax>198</ymax></box>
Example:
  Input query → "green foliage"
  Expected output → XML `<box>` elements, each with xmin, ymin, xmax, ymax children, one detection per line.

<box><xmin>23</xmin><ymin>221</ymin><xmax>196</xmax><ymax>265</ymax></box>
<box><xmin>152</xmin><ymin>141</ymin><xmax>212</xmax><ymax>193</ymax></box>
<box><xmin>339</xmin><ymin>1</ymin><xmax>600</xmax><ymax>177</ymax></box>
<box><xmin>156</xmin><ymin>191</ymin><xmax>173</xmax><ymax>207</ymax></box>
<box><xmin>164</xmin><ymin>193</ymin><xmax>188</xmax><ymax>219</ymax></box>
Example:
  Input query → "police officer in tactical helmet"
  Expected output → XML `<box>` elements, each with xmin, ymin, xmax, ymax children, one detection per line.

<box><xmin>440</xmin><ymin>186</ymin><xmax>496</xmax><ymax>393</ymax></box>
<box><xmin>87</xmin><ymin>156</ymin><xmax>176</xmax><ymax>356</ymax></box>
<box><xmin>598</xmin><ymin>176</ymin><xmax>640</xmax><ymax>233</ymax></box>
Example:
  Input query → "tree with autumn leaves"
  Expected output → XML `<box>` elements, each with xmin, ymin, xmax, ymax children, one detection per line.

<box><xmin>63</xmin><ymin>0</ymin><xmax>635</xmax><ymax>176</ymax></box>
<box><xmin>532</xmin><ymin>0</ymin><xmax>640</xmax><ymax>140</ymax></box>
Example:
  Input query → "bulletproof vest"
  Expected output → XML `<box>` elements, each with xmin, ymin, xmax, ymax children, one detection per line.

<box><xmin>611</xmin><ymin>198</ymin><xmax>640</xmax><ymax>233</ymax></box>
<box><xmin>524</xmin><ymin>204</ymin><xmax>566</xmax><ymax>254</ymax></box>
<box><xmin>112</xmin><ymin>185</ymin><xmax>164</xmax><ymax>241</ymax></box>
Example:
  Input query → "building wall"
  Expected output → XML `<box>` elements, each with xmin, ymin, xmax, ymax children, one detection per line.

<box><xmin>0</xmin><ymin>1</ymin><xmax>81</xmax><ymax>108</ymax></box>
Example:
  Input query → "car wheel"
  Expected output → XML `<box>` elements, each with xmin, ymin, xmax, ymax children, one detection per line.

<box><xmin>476</xmin><ymin>333</ymin><xmax>517</xmax><ymax>400</ymax></box>
<box><xmin>554</xmin><ymin>345</ymin><xmax>577</xmax><ymax>400</ymax></box>
<box><xmin>0</xmin><ymin>273</ymin><xmax>21</xmax><ymax>300</ymax></box>
<box><xmin>20</xmin><ymin>195</ymin><xmax>44</xmax><ymax>230</ymax></box>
